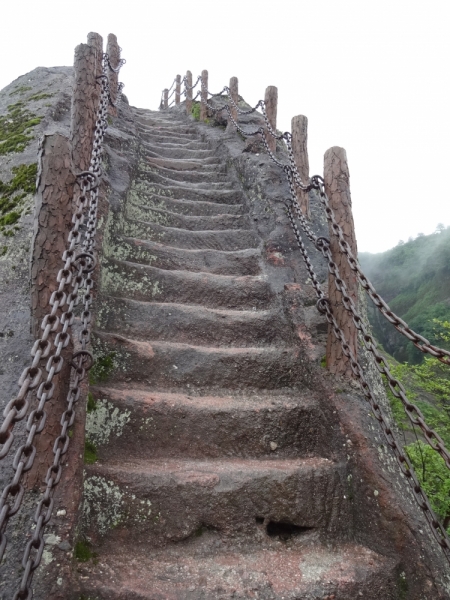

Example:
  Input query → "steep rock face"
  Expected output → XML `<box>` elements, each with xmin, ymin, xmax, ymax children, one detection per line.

<box><xmin>0</xmin><ymin>69</ymin><xmax>449</xmax><ymax>599</ymax></box>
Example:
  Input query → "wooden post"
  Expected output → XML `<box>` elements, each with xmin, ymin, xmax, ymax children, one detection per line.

<box><xmin>324</xmin><ymin>147</ymin><xmax>358</xmax><ymax>378</ymax></box>
<box><xmin>70</xmin><ymin>43</ymin><xmax>99</xmax><ymax>173</ymax></box>
<box><xmin>164</xmin><ymin>89</ymin><xmax>168</xmax><ymax>109</ymax></box>
<box><xmin>200</xmin><ymin>69</ymin><xmax>208</xmax><ymax>122</ymax></box>
<box><xmin>227</xmin><ymin>76</ymin><xmax>238</xmax><ymax>130</ymax></box>
<box><xmin>291</xmin><ymin>115</ymin><xmax>310</xmax><ymax>218</ymax></box>
<box><xmin>87</xmin><ymin>31</ymin><xmax>104</xmax><ymax>79</ymax></box>
<box><xmin>185</xmin><ymin>70</ymin><xmax>193</xmax><ymax>114</ymax></box>
<box><xmin>106</xmin><ymin>33</ymin><xmax>120</xmax><ymax>117</ymax></box>
<box><xmin>264</xmin><ymin>86</ymin><xmax>278</xmax><ymax>154</ymax></box>
<box><xmin>175</xmin><ymin>74</ymin><xmax>181</xmax><ymax>105</ymax></box>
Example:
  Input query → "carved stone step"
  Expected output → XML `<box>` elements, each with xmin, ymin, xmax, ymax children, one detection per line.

<box><xmin>138</xmin><ymin>169</ymin><xmax>236</xmax><ymax>190</ymax></box>
<box><xmin>83</xmin><ymin>457</ymin><xmax>348</xmax><ymax>546</ymax></box>
<box><xmin>100</xmin><ymin>260</ymin><xmax>271</xmax><ymax>308</ymax></box>
<box><xmin>96</xmin><ymin>300</ymin><xmax>290</xmax><ymax>346</ymax></box>
<box><xmin>127</xmin><ymin>192</ymin><xmax>244</xmax><ymax>216</ymax></box>
<box><xmin>78</xmin><ymin>539</ymin><xmax>398</xmax><ymax>600</ymax></box>
<box><xmin>104</xmin><ymin>238</ymin><xmax>260</xmax><ymax>275</ymax></box>
<box><xmin>128</xmin><ymin>181</ymin><xmax>243</xmax><ymax>203</ymax></box>
<box><xmin>92</xmin><ymin>333</ymin><xmax>312</xmax><ymax>391</ymax></box>
<box><xmin>121</xmin><ymin>220</ymin><xmax>259</xmax><ymax>250</ymax></box>
<box><xmin>85</xmin><ymin>386</ymin><xmax>329</xmax><ymax>460</ymax></box>
<box><xmin>126</xmin><ymin>203</ymin><xmax>249</xmax><ymax>231</ymax></box>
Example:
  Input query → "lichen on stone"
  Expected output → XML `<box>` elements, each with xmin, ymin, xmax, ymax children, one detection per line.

<box><xmin>86</xmin><ymin>398</ymin><xmax>131</xmax><ymax>447</ymax></box>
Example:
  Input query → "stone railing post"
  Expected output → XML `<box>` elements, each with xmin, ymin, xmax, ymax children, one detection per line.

<box><xmin>291</xmin><ymin>115</ymin><xmax>310</xmax><ymax>218</ymax></box>
<box><xmin>164</xmin><ymin>88</ymin><xmax>168</xmax><ymax>109</ymax></box>
<box><xmin>185</xmin><ymin>70</ymin><xmax>193</xmax><ymax>114</ymax></box>
<box><xmin>264</xmin><ymin>85</ymin><xmax>278</xmax><ymax>154</ymax></box>
<box><xmin>106</xmin><ymin>33</ymin><xmax>120</xmax><ymax>117</ymax></box>
<box><xmin>324</xmin><ymin>147</ymin><xmax>358</xmax><ymax>378</ymax></box>
<box><xmin>227</xmin><ymin>76</ymin><xmax>238</xmax><ymax>130</ymax></box>
<box><xmin>70</xmin><ymin>42</ymin><xmax>100</xmax><ymax>172</ymax></box>
<box><xmin>175</xmin><ymin>74</ymin><xmax>181</xmax><ymax>105</ymax></box>
<box><xmin>87</xmin><ymin>31</ymin><xmax>104</xmax><ymax>79</ymax></box>
<box><xmin>200</xmin><ymin>69</ymin><xmax>208</xmax><ymax>122</ymax></box>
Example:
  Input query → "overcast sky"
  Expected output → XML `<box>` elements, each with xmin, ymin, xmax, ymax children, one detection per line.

<box><xmin>1</xmin><ymin>0</ymin><xmax>449</xmax><ymax>254</ymax></box>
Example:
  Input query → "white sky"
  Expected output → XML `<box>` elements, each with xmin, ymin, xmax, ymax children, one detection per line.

<box><xmin>1</xmin><ymin>0</ymin><xmax>449</xmax><ymax>253</ymax></box>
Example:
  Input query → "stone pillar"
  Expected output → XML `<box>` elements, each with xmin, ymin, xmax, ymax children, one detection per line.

<box><xmin>227</xmin><ymin>76</ymin><xmax>238</xmax><ymax>130</ymax></box>
<box><xmin>175</xmin><ymin>74</ymin><xmax>181</xmax><ymax>106</ymax></box>
<box><xmin>324</xmin><ymin>147</ymin><xmax>358</xmax><ymax>378</ymax></box>
<box><xmin>200</xmin><ymin>69</ymin><xmax>208</xmax><ymax>122</ymax></box>
<box><xmin>164</xmin><ymin>89</ymin><xmax>168</xmax><ymax>109</ymax></box>
<box><xmin>29</xmin><ymin>134</ymin><xmax>76</xmax><ymax>487</ymax></box>
<box><xmin>185</xmin><ymin>71</ymin><xmax>193</xmax><ymax>114</ymax></box>
<box><xmin>87</xmin><ymin>31</ymin><xmax>104</xmax><ymax>79</ymax></box>
<box><xmin>264</xmin><ymin>86</ymin><xmax>278</xmax><ymax>154</ymax></box>
<box><xmin>291</xmin><ymin>115</ymin><xmax>310</xmax><ymax>218</ymax></box>
<box><xmin>106</xmin><ymin>33</ymin><xmax>120</xmax><ymax>117</ymax></box>
<box><xmin>70</xmin><ymin>43</ymin><xmax>99</xmax><ymax>173</ymax></box>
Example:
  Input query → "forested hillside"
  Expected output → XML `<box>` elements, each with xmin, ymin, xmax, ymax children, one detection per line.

<box><xmin>359</xmin><ymin>226</ymin><xmax>450</xmax><ymax>364</ymax></box>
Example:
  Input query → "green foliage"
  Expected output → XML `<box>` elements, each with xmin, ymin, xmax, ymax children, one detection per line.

<box><xmin>0</xmin><ymin>102</ymin><xmax>42</xmax><ymax>155</ymax></box>
<box><xmin>9</xmin><ymin>86</ymin><xmax>32</xmax><ymax>96</ymax></box>
<box><xmin>28</xmin><ymin>92</ymin><xmax>54</xmax><ymax>102</ymax></box>
<box><xmin>74</xmin><ymin>540</ymin><xmax>98</xmax><ymax>563</ymax></box>
<box><xmin>87</xmin><ymin>392</ymin><xmax>97</xmax><ymax>413</ymax></box>
<box><xmin>84</xmin><ymin>440</ymin><xmax>98</xmax><ymax>464</ymax></box>
<box><xmin>0</xmin><ymin>163</ymin><xmax>37</xmax><ymax>236</ymax></box>
<box><xmin>89</xmin><ymin>351</ymin><xmax>117</xmax><ymax>384</ymax></box>
<box><xmin>405</xmin><ymin>441</ymin><xmax>450</xmax><ymax>528</ymax></box>
<box><xmin>191</xmin><ymin>101</ymin><xmax>200</xmax><ymax>121</ymax></box>
<box><xmin>360</xmin><ymin>228</ymin><xmax>450</xmax><ymax>363</ymax></box>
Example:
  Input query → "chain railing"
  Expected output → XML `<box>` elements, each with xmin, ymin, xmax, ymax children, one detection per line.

<box><xmin>160</xmin><ymin>71</ymin><xmax>450</xmax><ymax>563</ymax></box>
<box><xmin>0</xmin><ymin>44</ymin><xmax>124</xmax><ymax>598</ymax></box>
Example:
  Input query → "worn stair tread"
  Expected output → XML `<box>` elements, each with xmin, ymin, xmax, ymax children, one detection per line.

<box><xmin>86</xmin><ymin>386</ymin><xmax>328</xmax><ymax>460</ymax></box>
<box><xmin>78</xmin><ymin>540</ymin><xmax>397</xmax><ymax>600</ymax></box>
<box><xmin>145</xmin><ymin>156</ymin><xmax>223</xmax><ymax>170</ymax></box>
<box><xmin>96</xmin><ymin>298</ymin><xmax>290</xmax><ymax>346</ymax></box>
<box><xmin>128</xmin><ymin>194</ymin><xmax>245</xmax><ymax>216</ymax></box>
<box><xmin>132</xmin><ymin>182</ymin><xmax>243</xmax><ymax>203</ymax></box>
<box><xmin>126</xmin><ymin>204</ymin><xmax>248</xmax><ymax>231</ymax></box>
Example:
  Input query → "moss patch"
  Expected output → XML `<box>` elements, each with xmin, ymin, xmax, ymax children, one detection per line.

<box><xmin>89</xmin><ymin>351</ymin><xmax>117</xmax><ymax>384</ymax></box>
<box><xmin>0</xmin><ymin>163</ymin><xmax>37</xmax><ymax>235</ymax></box>
<box><xmin>28</xmin><ymin>92</ymin><xmax>54</xmax><ymax>102</ymax></box>
<box><xmin>84</xmin><ymin>440</ymin><xmax>98</xmax><ymax>464</ymax></box>
<box><xmin>74</xmin><ymin>539</ymin><xmax>98</xmax><ymax>563</ymax></box>
<box><xmin>87</xmin><ymin>392</ymin><xmax>97</xmax><ymax>413</ymax></box>
<box><xmin>0</xmin><ymin>102</ymin><xmax>42</xmax><ymax>155</ymax></box>
<box><xmin>191</xmin><ymin>101</ymin><xmax>200</xmax><ymax>121</ymax></box>
<box><xmin>9</xmin><ymin>86</ymin><xmax>32</xmax><ymax>96</ymax></box>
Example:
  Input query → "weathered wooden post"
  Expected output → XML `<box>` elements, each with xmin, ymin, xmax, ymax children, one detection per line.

<box><xmin>227</xmin><ymin>76</ymin><xmax>238</xmax><ymax>129</ymax></box>
<box><xmin>163</xmin><ymin>88</ymin><xmax>168</xmax><ymax>109</ymax></box>
<box><xmin>185</xmin><ymin>70</ymin><xmax>193</xmax><ymax>114</ymax></box>
<box><xmin>87</xmin><ymin>31</ymin><xmax>104</xmax><ymax>79</ymax></box>
<box><xmin>106</xmin><ymin>33</ymin><xmax>120</xmax><ymax>117</ymax></box>
<box><xmin>291</xmin><ymin>115</ymin><xmax>310</xmax><ymax>218</ymax></box>
<box><xmin>324</xmin><ymin>147</ymin><xmax>358</xmax><ymax>378</ymax></box>
<box><xmin>175</xmin><ymin>74</ymin><xmax>181</xmax><ymax>106</ymax></box>
<box><xmin>264</xmin><ymin>86</ymin><xmax>278</xmax><ymax>154</ymax></box>
<box><xmin>200</xmin><ymin>69</ymin><xmax>208</xmax><ymax>122</ymax></box>
<box><xmin>70</xmin><ymin>42</ymin><xmax>100</xmax><ymax>172</ymax></box>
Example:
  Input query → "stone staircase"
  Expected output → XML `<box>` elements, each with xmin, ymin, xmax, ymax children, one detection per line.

<box><xmin>77</xmin><ymin>108</ymin><xmax>399</xmax><ymax>599</ymax></box>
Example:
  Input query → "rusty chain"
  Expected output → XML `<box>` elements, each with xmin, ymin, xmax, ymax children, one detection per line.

<box><xmin>0</xmin><ymin>49</ymin><xmax>123</xmax><ymax>599</ymax></box>
<box><xmin>285</xmin><ymin>203</ymin><xmax>450</xmax><ymax>562</ymax></box>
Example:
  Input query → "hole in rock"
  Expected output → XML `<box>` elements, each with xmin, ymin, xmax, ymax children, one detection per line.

<box><xmin>266</xmin><ymin>520</ymin><xmax>313</xmax><ymax>540</ymax></box>
<box><xmin>255</xmin><ymin>517</ymin><xmax>264</xmax><ymax>525</ymax></box>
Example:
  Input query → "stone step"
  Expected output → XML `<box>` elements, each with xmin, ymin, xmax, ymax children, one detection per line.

<box><xmin>128</xmin><ymin>192</ymin><xmax>244</xmax><ymax>216</ymax></box>
<box><xmin>83</xmin><ymin>456</ymin><xmax>348</xmax><ymax>546</ymax></box>
<box><xmin>129</xmin><ymin>181</ymin><xmax>243</xmax><ymax>203</ymax></box>
<box><xmin>78</xmin><ymin>540</ymin><xmax>398</xmax><ymax>600</ymax></box>
<box><xmin>92</xmin><ymin>333</ymin><xmax>311</xmax><ymax>391</ymax></box>
<box><xmin>140</xmin><ymin>135</ymin><xmax>210</xmax><ymax>150</ymax></box>
<box><xmin>100</xmin><ymin>260</ymin><xmax>272</xmax><ymax>308</ymax></box>
<box><xmin>96</xmin><ymin>299</ymin><xmax>290</xmax><ymax>346</ymax></box>
<box><xmin>105</xmin><ymin>239</ymin><xmax>260</xmax><ymax>275</ymax></box>
<box><xmin>144</xmin><ymin>155</ymin><xmax>223</xmax><ymax>170</ymax></box>
<box><xmin>138</xmin><ymin>169</ymin><xmax>235</xmax><ymax>190</ymax></box>
<box><xmin>126</xmin><ymin>203</ymin><xmax>249</xmax><ymax>231</ymax></box>
<box><xmin>121</xmin><ymin>220</ymin><xmax>259</xmax><ymax>251</ymax></box>
<box><xmin>137</xmin><ymin>124</ymin><xmax>202</xmax><ymax>140</ymax></box>
<box><xmin>142</xmin><ymin>140</ymin><xmax>219</xmax><ymax>160</ymax></box>
<box><xmin>138</xmin><ymin>164</ymin><xmax>229</xmax><ymax>184</ymax></box>
<box><xmin>86</xmin><ymin>386</ymin><xmax>329</xmax><ymax>460</ymax></box>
